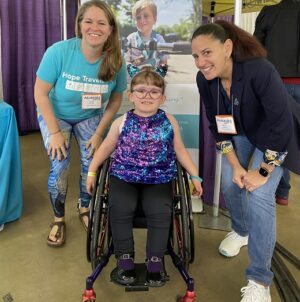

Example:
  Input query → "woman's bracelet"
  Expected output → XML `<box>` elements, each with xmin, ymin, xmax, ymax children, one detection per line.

<box><xmin>49</xmin><ymin>129</ymin><xmax>61</xmax><ymax>136</ymax></box>
<box><xmin>190</xmin><ymin>175</ymin><xmax>203</xmax><ymax>182</ymax></box>
<box><xmin>88</xmin><ymin>171</ymin><xmax>97</xmax><ymax>177</ymax></box>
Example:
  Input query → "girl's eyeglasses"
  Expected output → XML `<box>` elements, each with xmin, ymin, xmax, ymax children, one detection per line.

<box><xmin>132</xmin><ymin>89</ymin><xmax>162</xmax><ymax>100</ymax></box>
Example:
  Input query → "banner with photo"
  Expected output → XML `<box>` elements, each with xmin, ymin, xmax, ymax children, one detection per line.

<box><xmin>108</xmin><ymin>0</ymin><xmax>201</xmax><ymax>167</ymax></box>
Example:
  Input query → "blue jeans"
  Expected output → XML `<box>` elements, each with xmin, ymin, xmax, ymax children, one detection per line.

<box><xmin>221</xmin><ymin>135</ymin><xmax>283</xmax><ymax>285</ymax></box>
<box><xmin>276</xmin><ymin>83</ymin><xmax>300</xmax><ymax>199</ymax></box>
<box><xmin>38</xmin><ymin>114</ymin><xmax>101</xmax><ymax>218</ymax></box>
<box><xmin>285</xmin><ymin>83</ymin><xmax>300</xmax><ymax>104</ymax></box>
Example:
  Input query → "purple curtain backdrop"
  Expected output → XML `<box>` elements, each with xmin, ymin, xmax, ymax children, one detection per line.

<box><xmin>0</xmin><ymin>0</ymin><xmax>77</xmax><ymax>133</ymax></box>
<box><xmin>198</xmin><ymin>16</ymin><xmax>233</xmax><ymax>208</ymax></box>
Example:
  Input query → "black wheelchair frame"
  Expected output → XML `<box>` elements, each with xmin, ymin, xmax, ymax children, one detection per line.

<box><xmin>82</xmin><ymin>159</ymin><xmax>196</xmax><ymax>302</ymax></box>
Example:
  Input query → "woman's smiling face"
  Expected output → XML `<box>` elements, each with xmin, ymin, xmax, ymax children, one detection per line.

<box><xmin>80</xmin><ymin>6</ymin><xmax>112</xmax><ymax>48</ymax></box>
<box><xmin>191</xmin><ymin>34</ymin><xmax>232</xmax><ymax>80</ymax></box>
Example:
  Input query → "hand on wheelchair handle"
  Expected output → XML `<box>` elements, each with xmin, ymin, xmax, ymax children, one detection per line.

<box><xmin>86</xmin><ymin>176</ymin><xmax>95</xmax><ymax>195</ymax></box>
<box><xmin>192</xmin><ymin>182</ymin><xmax>203</xmax><ymax>197</ymax></box>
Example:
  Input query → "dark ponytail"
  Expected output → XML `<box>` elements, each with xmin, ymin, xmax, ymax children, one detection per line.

<box><xmin>192</xmin><ymin>21</ymin><xmax>266</xmax><ymax>62</ymax></box>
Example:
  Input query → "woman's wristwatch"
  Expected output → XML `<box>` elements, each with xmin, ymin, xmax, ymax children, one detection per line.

<box><xmin>259</xmin><ymin>166</ymin><xmax>270</xmax><ymax>177</ymax></box>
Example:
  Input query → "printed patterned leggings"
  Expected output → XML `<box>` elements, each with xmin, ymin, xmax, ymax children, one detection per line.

<box><xmin>38</xmin><ymin>114</ymin><xmax>101</xmax><ymax>218</ymax></box>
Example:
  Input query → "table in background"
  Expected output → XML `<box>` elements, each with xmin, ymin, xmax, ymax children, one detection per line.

<box><xmin>0</xmin><ymin>100</ymin><xmax>22</xmax><ymax>227</ymax></box>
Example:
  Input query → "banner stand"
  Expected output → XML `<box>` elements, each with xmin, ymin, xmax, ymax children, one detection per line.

<box><xmin>198</xmin><ymin>206</ymin><xmax>231</xmax><ymax>231</ymax></box>
<box><xmin>198</xmin><ymin>151</ymin><xmax>231</xmax><ymax>231</ymax></box>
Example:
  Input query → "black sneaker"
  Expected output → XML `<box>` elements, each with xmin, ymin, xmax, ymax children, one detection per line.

<box><xmin>116</xmin><ymin>253</ymin><xmax>136</xmax><ymax>285</ymax></box>
<box><xmin>146</xmin><ymin>270</ymin><xmax>166</xmax><ymax>287</ymax></box>
<box><xmin>146</xmin><ymin>256</ymin><xmax>166</xmax><ymax>287</ymax></box>
<box><xmin>116</xmin><ymin>267</ymin><xmax>136</xmax><ymax>285</ymax></box>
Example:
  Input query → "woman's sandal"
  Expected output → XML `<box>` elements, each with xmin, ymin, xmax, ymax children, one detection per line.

<box><xmin>78</xmin><ymin>210</ymin><xmax>90</xmax><ymax>231</ymax></box>
<box><xmin>47</xmin><ymin>221</ymin><xmax>66</xmax><ymax>247</ymax></box>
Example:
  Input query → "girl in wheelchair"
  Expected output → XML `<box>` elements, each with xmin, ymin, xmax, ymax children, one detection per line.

<box><xmin>86</xmin><ymin>65</ymin><xmax>202</xmax><ymax>287</ymax></box>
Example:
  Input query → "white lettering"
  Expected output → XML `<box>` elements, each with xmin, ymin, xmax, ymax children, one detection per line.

<box><xmin>65</xmin><ymin>80</ymin><xmax>109</xmax><ymax>93</ymax></box>
<box><xmin>62</xmin><ymin>72</ymin><xmax>80</xmax><ymax>81</ymax></box>
<box><xmin>82</xmin><ymin>75</ymin><xmax>102</xmax><ymax>84</ymax></box>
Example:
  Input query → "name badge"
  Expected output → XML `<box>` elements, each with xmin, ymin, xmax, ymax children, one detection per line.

<box><xmin>82</xmin><ymin>94</ymin><xmax>102</xmax><ymax>109</ymax></box>
<box><xmin>215</xmin><ymin>115</ymin><xmax>237</xmax><ymax>134</ymax></box>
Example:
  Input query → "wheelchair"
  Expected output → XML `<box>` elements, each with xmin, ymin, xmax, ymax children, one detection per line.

<box><xmin>82</xmin><ymin>158</ymin><xmax>196</xmax><ymax>302</ymax></box>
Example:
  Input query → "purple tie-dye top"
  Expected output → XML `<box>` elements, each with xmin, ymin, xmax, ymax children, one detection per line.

<box><xmin>110</xmin><ymin>109</ymin><xmax>177</xmax><ymax>184</ymax></box>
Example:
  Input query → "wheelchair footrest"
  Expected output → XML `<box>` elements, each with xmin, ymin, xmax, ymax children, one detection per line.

<box><xmin>110</xmin><ymin>263</ymin><xmax>169</xmax><ymax>291</ymax></box>
<box><xmin>125</xmin><ymin>285</ymin><xmax>149</xmax><ymax>292</ymax></box>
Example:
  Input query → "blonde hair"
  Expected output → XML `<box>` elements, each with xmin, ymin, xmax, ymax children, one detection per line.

<box><xmin>132</xmin><ymin>0</ymin><xmax>157</xmax><ymax>20</ymax></box>
<box><xmin>130</xmin><ymin>66</ymin><xmax>165</xmax><ymax>93</ymax></box>
<box><xmin>75</xmin><ymin>0</ymin><xmax>122</xmax><ymax>82</ymax></box>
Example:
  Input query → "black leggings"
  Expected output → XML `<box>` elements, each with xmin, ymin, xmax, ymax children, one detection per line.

<box><xmin>108</xmin><ymin>176</ymin><xmax>173</xmax><ymax>257</ymax></box>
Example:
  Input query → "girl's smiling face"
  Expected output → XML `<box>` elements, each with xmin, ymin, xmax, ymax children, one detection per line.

<box><xmin>128</xmin><ymin>84</ymin><xmax>165</xmax><ymax>117</ymax></box>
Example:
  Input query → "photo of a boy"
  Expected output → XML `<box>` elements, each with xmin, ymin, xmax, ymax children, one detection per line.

<box><xmin>124</xmin><ymin>0</ymin><xmax>169</xmax><ymax>68</ymax></box>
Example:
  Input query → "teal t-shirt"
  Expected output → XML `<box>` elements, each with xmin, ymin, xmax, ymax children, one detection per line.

<box><xmin>36</xmin><ymin>38</ymin><xmax>127</xmax><ymax>120</ymax></box>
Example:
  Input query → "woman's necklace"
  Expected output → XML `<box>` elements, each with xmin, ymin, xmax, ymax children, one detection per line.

<box><xmin>221</xmin><ymin>79</ymin><xmax>231</xmax><ymax>99</ymax></box>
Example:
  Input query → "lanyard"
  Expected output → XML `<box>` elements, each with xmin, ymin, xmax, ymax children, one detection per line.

<box><xmin>217</xmin><ymin>78</ymin><xmax>234</xmax><ymax>115</ymax></box>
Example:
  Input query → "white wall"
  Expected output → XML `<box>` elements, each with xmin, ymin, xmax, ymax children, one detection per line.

<box><xmin>240</xmin><ymin>11</ymin><xmax>260</xmax><ymax>34</ymax></box>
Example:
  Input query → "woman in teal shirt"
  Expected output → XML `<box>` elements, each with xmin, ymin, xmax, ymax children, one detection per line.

<box><xmin>34</xmin><ymin>0</ymin><xmax>127</xmax><ymax>247</ymax></box>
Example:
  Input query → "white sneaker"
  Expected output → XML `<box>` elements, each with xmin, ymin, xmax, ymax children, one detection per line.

<box><xmin>219</xmin><ymin>231</ymin><xmax>248</xmax><ymax>257</ymax></box>
<box><xmin>240</xmin><ymin>280</ymin><xmax>271</xmax><ymax>302</ymax></box>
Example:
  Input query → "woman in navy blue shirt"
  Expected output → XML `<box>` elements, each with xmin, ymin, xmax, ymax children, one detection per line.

<box><xmin>191</xmin><ymin>20</ymin><xmax>299</xmax><ymax>302</ymax></box>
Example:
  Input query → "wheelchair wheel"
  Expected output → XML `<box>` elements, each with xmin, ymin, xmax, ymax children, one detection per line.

<box><xmin>181</xmin><ymin>164</ymin><xmax>195</xmax><ymax>264</ymax></box>
<box><xmin>86</xmin><ymin>168</ymin><xmax>101</xmax><ymax>262</ymax></box>
<box><xmin>87</xmin><ymin>159</ymin><xmax>111</xmax><ymax>270</ymax></box>
<box><xmin>170</xmin><ymin>162</ymin><xmax>195</xmax><ymax>270</ymax></box>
